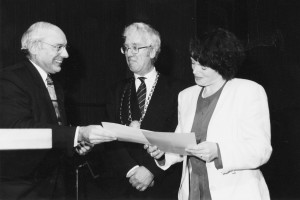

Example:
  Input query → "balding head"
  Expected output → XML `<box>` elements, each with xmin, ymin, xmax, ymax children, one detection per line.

<box><xmin>21</xmin><ymin>21</ymin><xmax>69</xmax><ymax>74</ymax></box>
<box><xmin>21</xmin><ymin>22</ymin><xmax>64</xmax><ymax>51</ymax></box>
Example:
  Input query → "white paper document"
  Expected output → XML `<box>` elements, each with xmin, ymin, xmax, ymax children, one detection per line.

<box><xmin>102</xmin><ymin>122</ymin><xmax>149</xmax><ymax>144</ymax></box>
<box><xmin>102</xmin><ymin>122</ymin><xmax>196</xmax><ymax>155</ymax></box>
<box><xmin>0</xmin><ymin>129</ymin><xmax>52</xmax><ymax>150</ymax></box>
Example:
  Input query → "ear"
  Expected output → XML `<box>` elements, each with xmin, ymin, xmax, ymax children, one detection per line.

<box><xmin>29</xmin><ymin>41</ymin><xmax>41</xmax><ymax>55</ymax></box>
<box><xmin>149</xmin><ymin>47</ymin><xmax>157</xmax><ymax>59</ymax></box>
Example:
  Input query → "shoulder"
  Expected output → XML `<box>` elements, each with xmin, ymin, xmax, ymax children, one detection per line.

<box><xmin>226</xmin><ymin>78</ymin><xmax>265</xmax><ymax>91</ymax></box>
<box><xmin>1</xmin><ymin>61</ymin><xmax>28</xmax><ymax>75</ymax></box>
<box><xmin>108</xmin><ymin>77</ymin><xmax>134</xmax><ymax>94</ymax></box>
<box><xmin>179</xmin><ymin>85</ymin><xmax>201</xmax><ymax>99</ymax></box>
<box><xmin>0</xmin><ymin>61</ymin><xmax>30</xmax><ymax>83</ymax></box>
<box><xmin>225</xmin><ymin>78</ymin><xmax>267</xmax><ymax>99</ymax></box>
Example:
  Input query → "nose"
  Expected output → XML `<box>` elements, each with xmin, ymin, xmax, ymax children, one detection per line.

<box><xmin>60</xmin><ymin>47</ymin><xmax>69</xmax><ymax>58</ymax></box>
<box><xmin>192</xmin><ymin>64</ymin><xmax>199</xmax><ymax>74</ymax></box>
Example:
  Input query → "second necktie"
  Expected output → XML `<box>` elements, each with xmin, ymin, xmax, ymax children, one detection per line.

<box><xmin>137</xmin><ymin>77</ymin><xmax>147</xmax><ymax>114</ymax></box>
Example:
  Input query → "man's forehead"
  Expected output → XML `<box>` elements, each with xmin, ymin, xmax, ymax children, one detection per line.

<box><xmin>41</xmin><ymin>29</ymin><xmax>67</xmax><ymax>43</ymax></box>
<box><xmin>124</xmin><ymin>31</ymin><xmax>148</xmax><ymax>45</ymax></box>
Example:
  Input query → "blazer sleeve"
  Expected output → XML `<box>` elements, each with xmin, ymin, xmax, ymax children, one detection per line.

<box><xmin>218</xmin><ymin>82</ymin><xmax>272</xmax><ymax>173</ymax></box>
<box><xmin>0</xmin><ymin>71</ymin><xmax>76</xmax><ymax>152</ymax></box>
<box><xmin>155</xmin><ymin>90</ymin><xmax>186</xmax><ymax>170</ymax></box>
<box><xmin>104</xmin><ymin>84</ymin><xmax>139</xmax><ymax>176</ymax></box>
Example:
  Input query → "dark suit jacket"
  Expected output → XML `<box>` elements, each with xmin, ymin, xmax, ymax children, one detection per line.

<box><xmin>0</xmin><ymin>60</ymin><xmax>76</xmax><ymax>200</ymax></box>
<box><xmin>104</xmin><ymin>73</ymin><xmax>188</xmax><ymax>198</ymax></box>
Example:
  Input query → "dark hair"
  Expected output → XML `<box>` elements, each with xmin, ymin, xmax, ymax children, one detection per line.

<box><xmin>190</xmin><ymin>28</ymin><xmax>245</xmax><ymax>80</ymax></box>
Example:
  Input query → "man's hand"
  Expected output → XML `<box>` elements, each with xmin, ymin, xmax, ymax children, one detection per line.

<box><xmin>126</xmin><ymin>166</ymin><xmax>154</xmax><ymax>192</ymax></box>
<box><xmin>78</xmin><ymin>125</ymin><xmax>116</xmax><ymax>144</ymax></box>
<box><xmin>75</xmin><ymin>141</ymin><xmax>94</xmax><ymax>156</ymax></box>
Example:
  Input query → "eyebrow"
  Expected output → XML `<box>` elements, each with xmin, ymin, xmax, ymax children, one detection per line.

<box><xmin>124</xmin><ymin>43</ymin><xmax>142</xmax><ymax>46</ymax></box>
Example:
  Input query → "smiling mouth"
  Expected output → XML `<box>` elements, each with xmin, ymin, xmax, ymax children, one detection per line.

<box><xmin>55</xmin><ymin>60</ymin><xmax>63</xmax><ymax>64</ymax></box>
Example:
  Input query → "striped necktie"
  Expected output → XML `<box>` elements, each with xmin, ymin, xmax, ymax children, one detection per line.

<box><xmin>46</xmin><ymin>75</ymin><xmax>62</xmax><ymax>125</ymax></box>
<box><xmin>137</xmin><ymin>77</ymin><xmax>147</xmax><ymax>114</ymax></box>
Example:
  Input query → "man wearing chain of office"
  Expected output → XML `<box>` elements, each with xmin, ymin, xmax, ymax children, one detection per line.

<box><xmin>102</xmin><ymin>22</ymin><xmax>188</xmax><ymax>199</ymax></box>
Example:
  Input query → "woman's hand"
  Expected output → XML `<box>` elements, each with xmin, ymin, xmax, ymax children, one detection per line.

<box><xmin>185</xmin><ymin>141</ymin><xmax>218</xmax><ymax>162</ymax></box>
<box><xmin>144</xmin><ymin>144</ymin><xmax>165</xmax><ymax>160</ymax></box>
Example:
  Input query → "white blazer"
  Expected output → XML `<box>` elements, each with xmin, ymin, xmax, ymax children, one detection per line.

<box><xmin>159</xmin><ymin>78</ymin><xmax>272</xmax><ymax>200</ymax></box>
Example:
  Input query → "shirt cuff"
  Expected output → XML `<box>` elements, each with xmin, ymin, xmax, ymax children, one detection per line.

<box><xmin>74</xmin><ymin>126</ymin><xmax>79</xmax><ymax>147</ymax></box>
<box><xmin>126</xmin><ymin>165</ymin><xmax>139</xmax><ymax>177</ymax></box>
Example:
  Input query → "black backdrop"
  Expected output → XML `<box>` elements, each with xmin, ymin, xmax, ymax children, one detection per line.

<box><xmin>1</xmin><ymin>0</ymin><xmax>300</xmax><ymax>199</ymax></box>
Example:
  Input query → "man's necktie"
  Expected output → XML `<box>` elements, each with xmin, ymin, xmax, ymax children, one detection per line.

<box><xmin>46</xmin><ymin>75</ymin><xmax>62</xmax><ymax>125</ymax></box>
<box><xmin>137</xmin><ymin>77</ymin><xmax>147</xmax><ymax>114</ymax></box>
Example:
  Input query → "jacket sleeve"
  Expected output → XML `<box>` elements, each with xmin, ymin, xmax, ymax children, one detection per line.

<box><xmin>218</xmin><ymin>83</ymin><xmax>272</xmax><ymax>174</ymax></box>
<box><xmin>0</xmin><ymin>72</ymin><xmax>76</xmax><ymax>152</ymax></box>
<box><xmin>104</xmin><ymin>84</ymin><xmax>139</xmax><ymax>176</ymax></box>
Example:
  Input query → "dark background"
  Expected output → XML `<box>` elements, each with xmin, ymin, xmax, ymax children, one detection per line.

<box><xmin>1</xmin><ymin>0</ymin><xmax>300</xmax><ymax>199</ymax></box>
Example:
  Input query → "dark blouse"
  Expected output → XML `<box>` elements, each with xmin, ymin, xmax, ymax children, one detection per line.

<box><xmin>188</xmin><ymin>84</ymin><xmax>225</xmax><ymax>200</ymax></box>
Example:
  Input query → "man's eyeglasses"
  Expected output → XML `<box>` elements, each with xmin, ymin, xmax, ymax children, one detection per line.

<box><xmin>121</xmin><ymin>45</ymin><xmax>151</xmax><ymax>54</ymax></box>
<box><xmin>40</xmin><ymin>41</ymin><xmax>68</xmax><ymax>53</ymax></box>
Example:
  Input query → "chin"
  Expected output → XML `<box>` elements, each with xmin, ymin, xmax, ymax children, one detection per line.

<box><xmin>54</xmin><ymin>67</ymin><xmax>62</xmax><ymax>73</ymax></box>
<box><xmin>195</xmin><ymin>80</ymin><xmax>205</xmax><ymax>86</ymax></box>
<box><xmin>129</xmin><ymin>66</ymin><xmax>139</xmax><ymax>73</ymax></box>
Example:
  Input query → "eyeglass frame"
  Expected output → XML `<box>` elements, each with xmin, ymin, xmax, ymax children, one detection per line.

<box><xmin>120</xmin><ymin>45</ymin><xmax>152</xmax><ymax>55</ymax></box>
<box><xmin>40</xmin><ymin>41</ymin><xmax>69</xmax><ymax>53</ymax></box>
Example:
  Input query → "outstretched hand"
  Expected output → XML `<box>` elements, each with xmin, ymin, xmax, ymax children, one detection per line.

<box><xmin>78</xmin><ymin>125</ymin><xmax>117</xmax><ymax>144</ymax></box>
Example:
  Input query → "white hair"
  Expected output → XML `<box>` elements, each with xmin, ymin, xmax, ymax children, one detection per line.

<box><xmin>123</xmin><ymin>22</ymin><xmax>161</xmax><ymax>62</ymax></box>
<box><xmin>21</xmin><ymin>21</ymin><xmax>59</xmax><ymax>50</ymax></box>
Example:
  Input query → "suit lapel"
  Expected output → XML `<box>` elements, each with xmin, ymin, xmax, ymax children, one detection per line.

<box><xmin>25</xmin><ymin>61</ymin><xmax>61</xmax><ymax>124</ymax></box>
<box><xmin>185</xmin><ymin>86</ymin><xmax>201</xmax><ymax>133</ymax></box>
<box><xmin>119</xmin><ymin>77</ymin><xmax>141</xmax><ymax>125</ymax></box>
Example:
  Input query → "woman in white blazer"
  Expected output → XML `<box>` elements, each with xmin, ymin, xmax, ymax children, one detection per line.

<box><xmin>145</xmin><ymin>28</ymin><xmax>272</xmax><ymax>200</ymax></box>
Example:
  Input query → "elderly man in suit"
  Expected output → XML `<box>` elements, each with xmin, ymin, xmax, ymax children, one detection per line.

<box><xmin>0</xmin><ymin>21</ymin><xmax>116</xmax><ymax>200</ymax></box>
<box><xmin>98</xmin><ymin>22</ymin><xmax>188</xmax><ymax>200</ymax></box>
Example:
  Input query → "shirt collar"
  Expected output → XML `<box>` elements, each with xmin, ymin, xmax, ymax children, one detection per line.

<box><xmin>134</xmin><ymin>67</ymin><xmax>157</xmax><ymax>82</ymax></box>
<box><xmin>29</xmin><ymin>59</ymin><xmax>48</xmax><ymax>86</ymax></box>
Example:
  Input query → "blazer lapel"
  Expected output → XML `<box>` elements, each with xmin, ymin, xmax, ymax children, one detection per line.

<box><xmin>25</xmin><ymin>61</ymin><xmax>59</xmax><ymax>123</ymax></box>
<box><xmin>184</xmin><ymin>86</ymin><xmax>201</xmax><ymax>133</ymax></box>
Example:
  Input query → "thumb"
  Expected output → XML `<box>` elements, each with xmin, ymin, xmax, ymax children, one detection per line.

<box><xmin>126</xmin><ymin>167</ymin><xmax>138</xmax><ymax>178</ymax></box>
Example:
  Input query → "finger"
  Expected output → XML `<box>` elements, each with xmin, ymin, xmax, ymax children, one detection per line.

<box><xmin>84</xmin><ymin>146</ymin><xmax>91</xmax><ymax>151</ymax></box>
<box><xmin>136</xmin><ymin>185</ymin><xmax>145</xmax><ymax>191</ymax></box>
<box><xmin>144</xmin><ymin>144</ymin><xmax>149</xmax><ymax>149</ymax></box>
<box><xmin>78</xmin><ymin>149</ymin><xmax>85</xmax><ymax>156</ymax></box>
<box><xmin>127</xmin><ymin>170</ymin><xmax>135</xmax><ymax>178</ymax></box>
<box><xmin>140</xmin><ymin>186</ymin><xmax>147</xmax><ymax>191</ymax></box>
<box><xmin>154</xmin><ymin>152</ymin><xmax>164</xmax><ymax>159</ymax></box>
<box><xmin>152</xmin><ymin>149</ymin><xmax>161</xmax><ymax>157</ymax></box>
<box><xmin>131</xmin><ymin>181</ymin><xmax>139</xmax><ymax>187</ymax></box>
<box><xmin>91</xmin><ymin>138</ymin><xmax>115</xmax><ymax>144</ymax></box>
<box><xmin>83</xmin><ymin>141</ymin><xmax>95</xmax><ymax>147</ymax></box>
<box><xmin>129</xmin><ymin>177</ymin><xmax>138</xmax><ymax>186</ymax></box>
<box><xmin>149</xmin><ymin>180</ymin><xmax>154</xmax><ymax>187</ymax></box>
<box><xmin>75</xmin><ymin>148</ymin><xmax>81</xmax><ymax>154</ymax></box>
<box><xmin>147</xmin><ymin>145</ymin><xmax>157</xmax><ymax>153</ymax></box>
